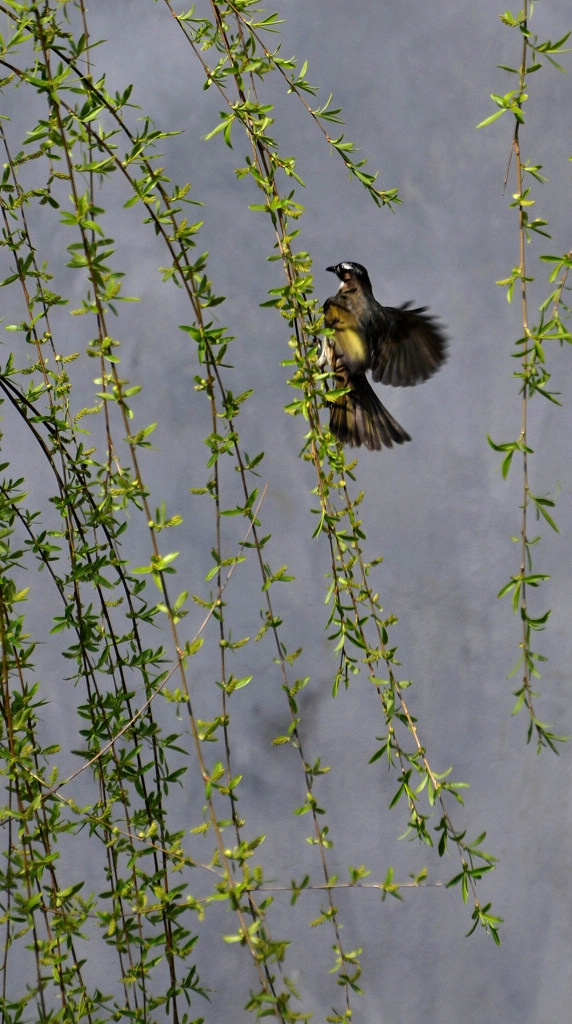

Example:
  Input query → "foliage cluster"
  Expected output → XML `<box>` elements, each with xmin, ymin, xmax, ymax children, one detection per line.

<box><xmin>0</xmin><ymin>1</ymin><xmax>568</xmax><ymax>1021</ymax></box>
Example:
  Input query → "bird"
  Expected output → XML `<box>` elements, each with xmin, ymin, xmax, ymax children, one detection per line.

<box><xmin>318</xmin><ymin>261</ymin><xmax>447</xmax><ymax>451</ymax></box>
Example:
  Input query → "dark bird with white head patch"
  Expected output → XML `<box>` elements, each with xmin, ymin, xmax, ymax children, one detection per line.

<box><xmin>318</xmin><ymin>261</ymin><xmax>447</xmax><ymax>451</ymax></box>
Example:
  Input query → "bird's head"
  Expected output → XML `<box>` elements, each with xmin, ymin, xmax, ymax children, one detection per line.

<box><xmin>326</xmin><ymin>261</ymin><xmax>373</xmax><ymax>294</ymax></box>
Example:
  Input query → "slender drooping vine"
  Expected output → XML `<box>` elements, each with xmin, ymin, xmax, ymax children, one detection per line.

<box><xmin>481</xmin><ymin>1</ymin><xmax>570</xmax><ymax>752</ymax></box>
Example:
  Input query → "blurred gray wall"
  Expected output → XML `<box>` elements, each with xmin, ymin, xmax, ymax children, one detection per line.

<box><xmin>2</xmin><ymin>1</ymin><xmax>571</xmax><ymax>1021</ymax></box>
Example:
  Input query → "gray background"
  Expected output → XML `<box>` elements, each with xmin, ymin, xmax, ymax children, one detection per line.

<box><xmin>2</xmin><ymin>0</ymin><xmax>572</xmax><ymax>1021</ymax></box>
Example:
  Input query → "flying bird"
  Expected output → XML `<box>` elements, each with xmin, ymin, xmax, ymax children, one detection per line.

<box><xmin>318</xmin><ymin>261</ymin><xmax>447</xmax><ymax>451</ymax></box>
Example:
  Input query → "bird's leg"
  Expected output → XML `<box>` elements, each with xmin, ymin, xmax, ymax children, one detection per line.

<box><xmin>317</xmin><ymin>335</ymin><xmax>334</xmax><ymax>369</ymax></box>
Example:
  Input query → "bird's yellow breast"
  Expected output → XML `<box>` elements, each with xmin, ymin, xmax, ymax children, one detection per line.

<box><xmin>324</xmin><ymin>299</ymin><xmax>368</xmax><ymax>375</ymax></box>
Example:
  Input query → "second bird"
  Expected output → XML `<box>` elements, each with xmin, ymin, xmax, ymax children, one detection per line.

<box><xmin>318</xmin><ymin>261</ymin><xmax>447</xmax><ymax>451</ymax></box>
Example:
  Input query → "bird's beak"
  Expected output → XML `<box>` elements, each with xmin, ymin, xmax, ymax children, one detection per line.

<box><xmin>326</xmin><ymin>265</ymin><xmax>337</xmax><ymax>274</ymax></box>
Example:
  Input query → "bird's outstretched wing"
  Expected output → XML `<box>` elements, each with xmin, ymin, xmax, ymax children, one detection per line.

<box><xmin>369</xmin><ymin>302</ymin><xmax>447</xmax><ymax>388</ymax></box>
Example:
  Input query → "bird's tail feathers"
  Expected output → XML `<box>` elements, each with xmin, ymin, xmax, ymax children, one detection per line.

<box><xmin>329</xmin><ymin>374</ymin><xmax>411</xmax><ymax>451</ymax></box>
